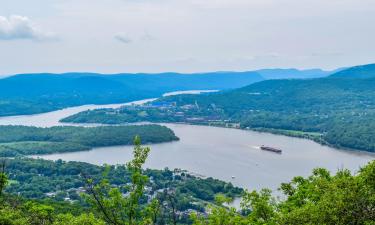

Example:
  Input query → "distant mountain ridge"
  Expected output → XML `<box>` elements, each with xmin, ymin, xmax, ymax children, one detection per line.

<box><xmin>0</xmin><ymin>71</ymin><xmax>263</xmax><ymax>116</ymax></box>
<box><xmin>0</xmin><ymin>65</ymin><xmax>362</xmax><ymax>117</ymax></box>
<box><xmin>329</xmin><ymin>63</ymin><xmax>375</xmax><ymax>79</ymax></box>
<box><xmin>70</xmin><ymin>63</ymin><xmax>375</xmax><ymax>152</ymax></box>
<box><xmin>255</xmin><ymin>68</ymin><xmax>338</xmax><ymax>79</ymax></box>
<box><xmin>6</xmin><ymin>67</ymin><xmax>337</xmax><ymax>80</ymax></box>
<box><xmin>0</xmin><ymin>71</ymin><xmax>264</xmax><ymax>98</ymax></box>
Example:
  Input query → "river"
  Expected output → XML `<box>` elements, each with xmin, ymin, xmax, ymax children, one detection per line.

<box><xmin>0</xmin><ymin>91</ymin><xmax>373</xmax><ymax>191</ymax></box>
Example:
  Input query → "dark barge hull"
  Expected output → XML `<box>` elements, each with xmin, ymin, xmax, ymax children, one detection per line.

<box><xmin>260</xmin><ymin>146</ymin><xmax>282</xmax><ymax>153</ymax></box>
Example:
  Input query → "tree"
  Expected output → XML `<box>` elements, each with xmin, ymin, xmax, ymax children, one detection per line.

<box><xmin>53</xmin><ymin>213</ymin><xmax>105</xmax><ymax>225</ymax></box>
<box><xmin>84</xmin><ymin>136</ymin><xmax>158</xmax><ymax>225</ymax></box>
<box><xmin>191</xmin><ymin>194</ymin><xmax>244</xmax><ymax>225</ymax></box>
<box><xmin>241</xmin><ymin>189</ymin><xmax>278</xmax><ymax>225</ymax></box>
<box><xmin>144</xmin><ymin>198</ymin><xmax>160</xmax><ymax>224</ymax></box>
<box><xmin>24</xmin><ymin>202</ymin><xmax>54</xmax><ymax>225</ymax></box>
<box><xmin>0</xmin><ymin>160</ymin><xmax>8</xmax><ymax>198</ymax></box>
<box><xmin>192</xmin><ymin>160</ymin><xmax>375</xmax><ymax>225</ymax></box>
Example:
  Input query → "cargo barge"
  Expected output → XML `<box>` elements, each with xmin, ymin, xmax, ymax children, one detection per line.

<box><xmin>260</xmin><ymin>145</ymin><xmax>282</xmax><ymax>153</ymax></box>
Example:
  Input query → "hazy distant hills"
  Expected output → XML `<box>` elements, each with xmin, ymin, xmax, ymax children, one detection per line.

<box><xmin>0</xmin><ymin>65</ymin><xmax>363</xmax><ymax>117</ymax></box>
<box><xmin>329</xmin><ymin>63</ymin><xmax>375</xmax><ymax>79</ymax></box>
<box><xmin>255</xmin><ymin>68</ymin><xmax>338</xmax><ymax>79</ymax></box>
<box><xmin>1</xmin><ymin>67</ymin><xmax>338</xmax><ymax>81</ymax></box>
<box><xmin>1</xmin><ymin>71</ymin><xmax>264</xmax><ymax>95</ymax></box>
<box><xmin>0</xmin><ymin>71</ymin><xmax>263</xmax><ymax>116</ymax></box>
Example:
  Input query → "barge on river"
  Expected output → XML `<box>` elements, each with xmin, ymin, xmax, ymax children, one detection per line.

<box><xmin>260</xmin><ymin>145</ymin><xmax>282</xmax><ymax>154</ymax></box>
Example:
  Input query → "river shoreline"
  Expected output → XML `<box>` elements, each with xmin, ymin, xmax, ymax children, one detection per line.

<box><xmin>0</xmin><ymin>91</ymin><xmax>373</xmax><ymax>191</ymax></box>
<box><xmin>64</xmin><ymin>117</ymin><xmax>374</xmax><ymax>156</ymax></box>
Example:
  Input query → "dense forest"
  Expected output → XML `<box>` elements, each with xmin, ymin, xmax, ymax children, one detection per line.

<box><xmin>0</xmin><ymin>125</ymin><xmax>178</xmax><ymax>157</ymax></box>
<box><xmin>63</xmin><ymin>64</ymin><xmax>375</xmax><ymax>152</ymax></box>
<box><xmin>0</xmin><ymin>137</ymin><xmax>374</xmax><ymax>224</ymax></box>
<box><xmin>0</xmin><ymin>72</ymin><xmax>263</xmax><ymax>116</ymax></box>
<box><xmin>5</xmin><ymin>157</ymin><xmax>241</xmax><ymax>202</ymax></box>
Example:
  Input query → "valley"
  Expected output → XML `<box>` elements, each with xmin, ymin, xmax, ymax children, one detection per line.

<box><xmin>63</xmin><ymin>64</ymin><xmax>375</xmax><ymax>153</ymax></box>
<box><xmin>0</xmin><ymin>90</ymin><xmax>372</xmax><ymax>191</ymax></box>
<box><xmin>0</xmin><ymin>72</ymin><xmax>373</xmax><ymax>224</ymax></box>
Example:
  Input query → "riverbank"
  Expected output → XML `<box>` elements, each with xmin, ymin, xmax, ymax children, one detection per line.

<box><xmin>62</xmin><ymin>113</ymin><xmax>370</xmax><ymax>155</ymax></box>
<box><xmin>39</xmin><ymin>123</ymin><xmax>374</xmax><ymax>191</ymax></box>
<box><xmin>0</xmin><ymin>125</ymin><xmax>178</xmax><ymax>157</ymax></box>
<box><xmin>179</xmin><ymin>122</ymin><xmax>373</xmax><ymax>155</ymax></box>
<box><xmin>0</xmin><ymin>92</ymin><xmax>373</xmax><ymax>191</ymax></box>
<box><xmin>57</xmin><ymin>98</ymin><xmax>375</xmax><ymax>154</ymax></box>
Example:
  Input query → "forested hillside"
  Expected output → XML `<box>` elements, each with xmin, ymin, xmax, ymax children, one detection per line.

<box><xmin>330</xmin><ymin>63</ymin><xmax>375</xmax><ymax>78</ymax></box>
<box><xmin>63</xmin><ymin>64</ymin><xmax>375</xmax><ymax>152</ymax></box>
<box><xmin>0</xmin><ymin>72</ymin><xmax>263</xmax><ymax>116</ymax></box>
<box><xmin>0</xmin><ymin>125</ymin><xmax>178</xmax><ymax>157</ymax></box>
<box><xmin>4</xmin><ymin>157</ymin><xmax>241</xmax><ymax>214</ymax></box>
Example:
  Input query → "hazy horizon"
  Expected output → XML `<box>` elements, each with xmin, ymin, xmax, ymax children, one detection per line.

<box><xmin>0</xmin><ymin>66</ymin><xmax>344</xmax><ymax>77</ymax></box>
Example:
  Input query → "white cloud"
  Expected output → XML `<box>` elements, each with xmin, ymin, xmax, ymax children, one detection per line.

<box><xmin>140</xmin><ymin>33</ymin><xmax>156</xmax><ymax>41</ymax></box>
<box><xmin>1</xmin><ymin>0</ymin><xmax>375</xmax><ymax>74</ymax></box>
<box><xmin>114</xmin><ymin>32</ymin><xmax>156</xmax><ymax>44</ymax></box>
<box><xmin>114</xmin><ymin>33</ymin><xmax>132</xmax><ymax>44</ymax></box>
<box><xmin>0</xmin><ymin>15</ymin><xmax>57</xmax><ymax>41</ymax></box>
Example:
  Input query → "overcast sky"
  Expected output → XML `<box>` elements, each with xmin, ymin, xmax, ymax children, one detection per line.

<box><xmin>0</xmin><ymin>0</ymin><xmax>374</xmax><ymax>75</ymax></box>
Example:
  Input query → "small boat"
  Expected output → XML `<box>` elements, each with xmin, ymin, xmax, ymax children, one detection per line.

<box><xmin>260</xmin><ymin>145</ymin><xmax>282</xmax><ymax>153</ymax></box>
<box><xmin>231</xmin><ymin>176</ymin><xmax>236</xmax><ymax>179</ymax></box>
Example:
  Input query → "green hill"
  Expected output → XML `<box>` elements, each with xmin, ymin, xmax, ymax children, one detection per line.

<box><xmin>168</xmin><ymin>64</ymin><xmax>375</xmax><ymax>151</ymax></box>
<box><xmin>0</xmin><ymin>72</ymin><xmax>263</xmax><ymax>116</ymax></box>
<box><xmin>63</xmin><ymin>64</ymin><xmax>375</xmax><ymax>152</ymax></box>
<box><xmin>162</xmin><ymin>66</ymin><xmax>375</xmax><ymax>152</ymax></box>
<box><xmin>0</xmin><ymin>125</ymin><xmax>178</xmax><ymax>157</ymax></box>
<box><xmin>329</xmin><ymin>63</ymin><xmax>375</xmax><ymax>79</ymax></box>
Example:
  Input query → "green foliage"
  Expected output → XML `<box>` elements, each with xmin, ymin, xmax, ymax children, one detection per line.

<box><xmin>192</xmin><ymin>160</ymin><xmax>375</xmax><ymax>225</ymax></box>
<box><xmin>144</xmin><ymin>198</ymin><xmax>161</xmax><ymax>224</ymax></box>
<box><xmin>0</xmin><ymin>125</ymin><xmax>178</xmax><ymax>156</ymax></box>
<box><xmin>0</xmin><ymin>141</ymin><xmax>89</xmax><ymax>157</ymax></box>
<box><xmin>191</xmin><ymin>206</ymin><xmax>244</xmax><ymax>225</ymax></box>
<box><xmin>24</xmin><ymin>201</ymin><xmax>55</xmax><ymax>224</ymax></box>
<box><xmin>0</xmin><ymin>192</ymin><xmax>104</xmax><ymax>225</ymax></box>
<box><xmin>0</xmin><ymin>161</ymin><xmax>7</xmax><ymax>197</ymax></box>
<box><xmin>4</xmin><ymin>157</ymin><xmax>241</xmax><ymax>210</ymax></box>
<box><xmin>0</xmin><ymin>203</ymin><xmax>105</xmax><ymax>225</ymax></box>
<box><xmin>0</xmin><ymin>207</ymin><xmax>29</xmax><ymax>225</ymax></box>
<box><xmin>276</xmin><ymin>164</ymin><xmax>375</xmax><ymax>225</ymax></box>
<box><xmin>53</xmin><ymin>213</ymin><xmax>105</xmax><ymax>225</ymax></box>
<box><xmin>84</xmin><ymin>136</ymin><xmax>153</xmax><ymax>225</ymax></box>
<box><xmin>241</xmin><ymin>189</ymin><xmax>277</xmax><ymax>224</ymax></box>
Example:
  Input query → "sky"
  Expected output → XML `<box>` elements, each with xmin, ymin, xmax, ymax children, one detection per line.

<box><xmin>0</xmin><ymin>0</ymin><xmax>374</xmax><ymax>75</ymax></box>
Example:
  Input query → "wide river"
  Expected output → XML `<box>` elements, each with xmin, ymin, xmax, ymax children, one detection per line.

<box><xmin>0</xmin><ymin>91</ymin><xmax>373</xmax><ymax>191</ymax></box>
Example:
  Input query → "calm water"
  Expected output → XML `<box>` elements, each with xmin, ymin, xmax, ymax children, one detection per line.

<box><xmin>0</xmin><ymin>91</ymin><xmax>373</xmax><ymax>191</ymax></box>
<box><xmin>40</xmin><ymin>123</ymin><xmax>374</xmax><ymax>191</ymax></box>
<box><xmin>0</xmin><ymin>98</ymin><xmax>156</xmax><ymax>127</ymax></box>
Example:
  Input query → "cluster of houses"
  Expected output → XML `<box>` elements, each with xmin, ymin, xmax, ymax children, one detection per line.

<box><xmin>44</xmin><ymin>168</ymin><xmax>209</xmax><ymax>217</ymax></box>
